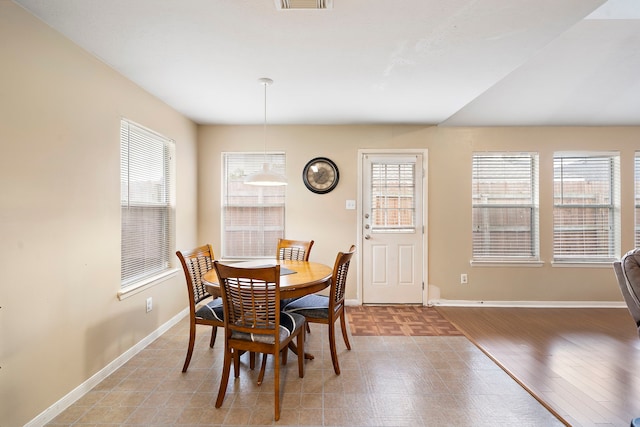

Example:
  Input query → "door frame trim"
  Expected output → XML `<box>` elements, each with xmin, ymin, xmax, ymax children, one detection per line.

<box><xmin>356</xmin><ymin>148</ymin><xmax>429</xmax><ymax>305</ymax></box>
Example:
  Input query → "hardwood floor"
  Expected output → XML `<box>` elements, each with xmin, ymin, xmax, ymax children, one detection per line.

<box><xmin>437</xmin><ymin>307</ymin><xmax>640</xmax><ymax>427</ymax></box>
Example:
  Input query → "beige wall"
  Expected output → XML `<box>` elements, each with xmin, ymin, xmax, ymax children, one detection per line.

<box><xmin>198</xmin><ymin>125</ymin><xmax>640</xmax><ymax>303</ymax></box>
<box><xmin>1</xmin><ymin>3</ymin><xmax>198</xmax><ymax>426</ymax></box>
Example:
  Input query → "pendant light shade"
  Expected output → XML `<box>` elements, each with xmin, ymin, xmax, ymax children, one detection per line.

<box><xmin>245</xmin><ymin>78</ymin><xmax>288</xmax><ymax>186</ymax></box>
<box><xmin>244</xmin><ymin>163</ymin><xmax>288</xmax><ymax>186</ymax></box>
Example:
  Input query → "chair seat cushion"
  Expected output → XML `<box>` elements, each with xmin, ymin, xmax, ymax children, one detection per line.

<box><xmin>195</xmin><ymin>298</ymin><xmax>224</xmax><ymax>322</ymax></box>
<box><xmin>283</xmin><ymin>294</ymin><xmax>329</xmax><ymax>319</ymax></box>
<box><xmin>231</xmin><ymin>311</ymin><xmax>305</xmax><ymax>344</ymax></box>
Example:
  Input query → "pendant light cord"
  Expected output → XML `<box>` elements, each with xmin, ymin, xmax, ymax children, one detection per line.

<box><xmin>244</xmin><ymin>77</ymin><xmax>286</xmax><ymax>186</ymax></box>
<box><xmin>263</xmin><ymin>79</ymin><xmax>267</xmax><ymax>160</ymax></box>
<box><xmin>258</xmin><ymin>77</ymin><xmax>273</xmax><ymax>161</ymax></box>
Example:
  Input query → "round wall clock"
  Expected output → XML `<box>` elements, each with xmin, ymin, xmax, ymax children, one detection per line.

<box><xmin>302</xmin><ymin>157</ymin><xmax>339</xmax><ymax>194</ymax></box>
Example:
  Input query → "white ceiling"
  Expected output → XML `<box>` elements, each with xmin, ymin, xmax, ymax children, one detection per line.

<box><xmin>14</xmin><ymin>0</ymin><xmax>640</xmax><ymax>126</ymax></box>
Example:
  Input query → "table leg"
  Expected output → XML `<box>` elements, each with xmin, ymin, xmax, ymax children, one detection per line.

<box><xmin>288</xmin><ymin>342</ymin><xmax>314</xmax><ymax>360</ymax></box>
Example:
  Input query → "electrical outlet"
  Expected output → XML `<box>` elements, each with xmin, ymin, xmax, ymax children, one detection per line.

<box><xmin>460</xmin><ymin>274</ymin><xmax>468</xmax><ymax>284</ymax></box>
<box><xmin>146</xmin><ymin>297</ymin><xmax>153</xmax><ymax>312</ymax></box>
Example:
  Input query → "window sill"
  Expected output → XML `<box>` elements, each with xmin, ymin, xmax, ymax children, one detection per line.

<box><xmin>117</xmin><ymin>268</ymin><xmax>179</xmax><ymax>300</ymax></box>
<box><xmin>470</xmin><ymin>260</ymin><xmax>544</xmax><ymax>267</ymax></box>
<box><xmin>551</xmin><ymin>261</ymin><xmax>615</xmax><ymax>268</ymax></box>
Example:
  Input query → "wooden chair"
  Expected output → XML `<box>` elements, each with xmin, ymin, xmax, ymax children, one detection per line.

<box><xmin>176</xmin><ymin>244</ymin><xmax>224</xmax><ymax>372</ymax></box>
<box><xmin>277</xmin><ymin>238</ymin><xmax>314</xmax><ymax>334</ymax></box>
<box><xmin>213</xmin><ymin>262</ymin><xmax>305</xmax><ymax>421</ymax></box>
<box><xmin>276</xmin><ymin>238</ymin><xmax>314</xmax><ymax>261</ymax></box>
<box><xmin>283</xmin><ymin>245</ymin><xmax>355</xmax><ymax>375</ymax></box>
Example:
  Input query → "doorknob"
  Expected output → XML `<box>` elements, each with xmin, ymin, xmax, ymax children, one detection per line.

<box><xmin>364</xmin><ymin>235</ymin><xmax>371</xmax><ymax>240</ymax></box>
<box><xmin>364</xmin><ymin>224</ymin><xmax>370</xmax><ymax>229</ymax></box>
<box><xmin>364</xmin><ymin>213</ymin><xmax>369</xmax><ymax>219</ymax></box>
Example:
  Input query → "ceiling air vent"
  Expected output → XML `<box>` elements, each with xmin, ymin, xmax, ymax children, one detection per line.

<box><xmin>275</xmin><ymin>0</ymin><xmax>333</xmax><ymax>10</ymax></box>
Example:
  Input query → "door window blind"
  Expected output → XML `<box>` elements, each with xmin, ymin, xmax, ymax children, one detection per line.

<box><xmin>222</xmin><ymin>152</ymin><xmax>286</xmax><ymax>258</ymax></box>
<box><xmin>120</xmin><ymin>119</ymin><xmax>175</xmax><ymax>288</ymax></box>
<box><xmin>472</xmin><ymin>153</ymin><xmax>539</xmax><ymax>259</ymax></box>
<box><xmin>553</xmin><ymin>153</ymin><xmax>619</xmax><ymax>262</ymax></box>
<box><xmin>370</xmin><ymin>161</ymin><xmax>416</xmax><ymax>232</ymax></box>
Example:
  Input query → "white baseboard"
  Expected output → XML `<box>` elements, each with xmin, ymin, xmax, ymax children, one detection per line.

<box><xmin>25</xmin><ymin>308</ymin><xmax>188</xmax><ymax>427</ymax></box>
<box><xmin>429</xmin><ymin>299</ymin><xmax>627</xmax><ymax>308</ymax></box>
<box><xmin>347</xmin><ymin>298</ymin><xmax>627</xmax><ymax>309</ymax></box>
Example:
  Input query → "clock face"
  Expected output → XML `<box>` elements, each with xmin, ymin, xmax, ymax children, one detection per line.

<box><xmin>302</xmin><ymin>157</ymin><xmax>339</xmax><ymax>194</ymax></box>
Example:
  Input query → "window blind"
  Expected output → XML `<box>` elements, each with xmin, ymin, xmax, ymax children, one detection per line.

<box><xmin>222</xmin><ymin>152</ymin><xmax>286</xmax><ymax>258</ymax></box>
<box><xmin>472</xmin><ymin>153</ymin><xmax>539</xmax><ymax>259</ymax></box>
<box><xmin>553</xmin><ymin>153</ymin><xmax>619</xmax><ymax>262</ymax></box>
<box><xmin>370</xmin><ymin>162</ymin><xmax>416</xmax><ymax>232</ymax></box>
<box><xmin>120</xmin><ymin>119</ymin><xmax>175</xmax><ymax>288</ymax></box>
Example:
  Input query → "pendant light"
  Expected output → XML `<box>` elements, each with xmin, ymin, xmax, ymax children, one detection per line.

<box><xmin>244</xmin><ymin>77</ymin><xmax>288</xmax><ymax>186</ymax></box>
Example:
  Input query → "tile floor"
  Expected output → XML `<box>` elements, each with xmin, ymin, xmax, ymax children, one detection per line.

<box><xmin>46</xmin><ymin>317</ymin><xmax>563</xmax><ymax>426</ymax></box>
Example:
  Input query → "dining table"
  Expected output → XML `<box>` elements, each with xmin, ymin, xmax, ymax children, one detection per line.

<box><xmin>202</xmin><ymin>258</ymin><xmax>333</xmax><ymax>359</ymax></box>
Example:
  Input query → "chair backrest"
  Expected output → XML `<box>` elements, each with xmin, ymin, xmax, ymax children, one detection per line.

<box><xmin>614</xmin><ymin>248</ymin><xmax>640</xmax><ymax>336</ymax></box>
<box><xmin>276</xmin><ymin>239</ymin><xmax>314</xmax><ymax>261</ymax></box>
<box><xmin>176</xmin><ymin>244</ymin><xmax>215</xmax><ymax>309</ymax></box>
<box><xmin>213</xmin><ymin>262</ymin><xmax>283</xmax><ymax>344</ymax></box>
<box><xmin>329</xmin><ymin>245</ymin><xmax>356</xmax><ymax>310</ymax></box>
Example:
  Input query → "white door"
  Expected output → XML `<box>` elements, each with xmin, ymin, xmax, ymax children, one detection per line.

<box><xmin>361</xmin><ymin>151</ymin><xmax>426</xmax><ymax>304</ymax></box>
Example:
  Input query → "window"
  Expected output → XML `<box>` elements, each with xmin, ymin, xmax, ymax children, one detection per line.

<box><xmin>553</xmin><ymin>152</ymin><xmax>620</xmax><ymax>263</ymax></box>
<box><xmin>472</xmin><ymin>153</ymin><xmax>539</xmax><ymax>260</ymax></box>
<box><xmin>222</xmin><ymin>152</ymin><xmax>286</xmax><ymax>258</ymax></box>
<box><xmin>371</xmin><ymin>161</ymin><xmax>416</xmax><ymax>233</ymax></box>
<box><xmin>636</xmin><ymin>152</ymin><xmax>640</xmax><ymax>247</ymax></box>
<box><xmin>120</xmin><ymin>119</ymin><xmax>175</xmax><ymax>288</ymax></box>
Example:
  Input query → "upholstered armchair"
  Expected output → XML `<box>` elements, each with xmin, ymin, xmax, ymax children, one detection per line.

<box><xmin>613</xmin><ymin>249</ymin><xmax>640</xmax><ymax>427</ymax></box>
<box><xmin>613</xmin><ymin>248</ymin><xmax>640</xmax><ymax>338</ymax></box>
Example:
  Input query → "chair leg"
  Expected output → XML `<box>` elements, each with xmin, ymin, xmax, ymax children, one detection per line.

<box><xmin>274</xmin><ymin>349</ymin><xmax>280</xmax><ymax>421</ymax></box>
<box><xmin>282</xmin><ymin>344</ymin><xmax>288</xmax><ymax>365</ymax></box>
<box><xmin>233</xmin><ymin>350</ymin><xmax>241</xmax><ymax>378</ymax></box>
<box><xmin>215</xmin><ymin>347</ymin><xmax>233</xmax><ymax>408</ymax></box>
<box><xmin>297</xmin><ymin>330</ymin><xmax>305</xmax><ymax>378</ymax></box>
<box><xmin>329</xmin><ymin>321</ymin><xmax>340</xmax><ymax>375</ymax></box>
<box><xmin>339</xmin><ymin>313</ymin><xmax>351</xmax><ymax>350</ymax></box>
<box><xmin>258</xmin><ymin>353</ymin><xmax>268</xmax><ymax>385</ymax></box>
<box><xmin>182</xmin><ymin>322</ymin><xmax>197</xmax><ymax>373</ymax></box>
<box><xmin>209</xmin><ymin>326</ymin><xmax>217</xmax><ymax>348</ymax></box>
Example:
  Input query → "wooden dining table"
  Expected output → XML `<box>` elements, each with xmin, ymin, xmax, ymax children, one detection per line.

<box><xmin>202</xmin><ymin>259</ymin><xmax>333</xmax><ymax>360</ymax></box>
<box><xmin>202</xmin><ymin>259</ymin><xmax>333</xmax><ymax>300</ymax></box>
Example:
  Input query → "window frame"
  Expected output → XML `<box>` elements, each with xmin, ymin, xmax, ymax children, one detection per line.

<box><xmin>471</xmin><ymin>152</ymin><xmax>540</xmax><ymax>263</ymax></box>
<box><xmin>552</xmin><ymin>151</ymin><xmax>620</xmax><ymax>264</ymax></box>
